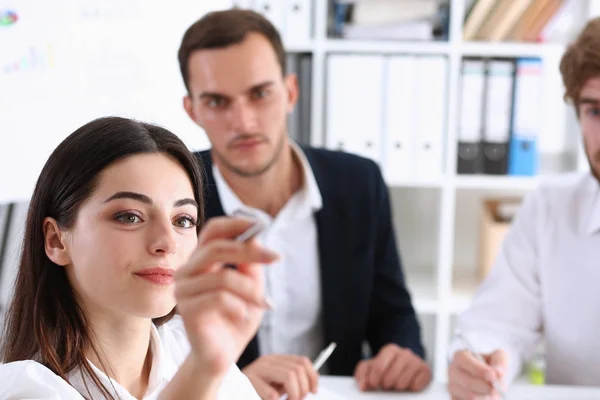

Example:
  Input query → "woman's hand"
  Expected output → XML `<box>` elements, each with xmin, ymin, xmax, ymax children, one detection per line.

<box><xmin>174</xmin><ymin>217</ymin><xmax>278</xmax><ymax>377</ymax></box>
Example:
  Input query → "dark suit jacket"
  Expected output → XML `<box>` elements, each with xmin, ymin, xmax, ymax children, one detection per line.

<box><xmin>195</xmin><ymin>148</ymin><xmax>425</xmax><ymax>376</ymax></box>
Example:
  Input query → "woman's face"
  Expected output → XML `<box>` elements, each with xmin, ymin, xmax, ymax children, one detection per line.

<box><xmin>61</xmin><ymin>153</ymin><xmax>199</xmax><ymax>320</ymax></box>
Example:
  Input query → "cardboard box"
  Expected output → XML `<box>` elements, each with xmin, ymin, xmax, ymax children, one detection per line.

<box><xmin>478</xmin><ymin>198</ymin><xmax>521</xmax><ymax>281</ymax></box>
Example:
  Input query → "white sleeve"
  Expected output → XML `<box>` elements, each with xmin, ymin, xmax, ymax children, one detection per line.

<box><xmin>0</xmin><ymin>360</ymin><xmax>84</xmax><ymax>399</ymax></box>
<box><xmin>217</xmin><ymin>365</ymin><xmax>261</xmax><ymax>400</ymax></box>
<box><xmin>159</xmin><ymin>315</ymin><xmax>192</xmax><ymax>367</ymax></box>
<box><xmin>160</xmin><ymin>316</ymin><xmax>261</xmax><ymax>399</ymax></box>
<box><xmin>449</xmin><ymin>189</ymin><xmax>545</xmax><ymax>384</ymax></box>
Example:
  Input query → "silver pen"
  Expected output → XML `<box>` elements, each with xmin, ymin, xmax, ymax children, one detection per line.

<box><xmin>313</xmin><ymin>342</ymin><xmax>337</xmax><ymax>372</ymax></box>
<box><xmin>455</xmin><ymin>330</ymin><xmax>506</xmax><ymax>399</ymax></box>
<box><xmin>224</xmin><ymin>220</ymin><xmax>265</xmax><ymax>270</ymax></box>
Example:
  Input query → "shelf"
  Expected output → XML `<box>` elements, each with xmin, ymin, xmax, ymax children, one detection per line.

<box><xmin>386</xmin><ymin>177</ymin><xmax>444</xmax><ymax>188</ymax></box>
<box><xmin>454</xmin><ymin>175</ymin><xmax>539</xmax><ymax>190</ymax></box>
<box><xmin>324</xmin><ymin>39</ymin><xmax>451</xmax><ymax>55</ymax></box>
<box><xmin>460</xmin><ymin>42</ymin><xmax>565</xmax><ymax>58</ymax></box>
<box><xmin>285</xmin><ymin>42</ymin><xmax>315</xmax><ymax>53</ymax></box>
<box><xmin>405</xmin><ymin>270</ymin><xmax>439</xmax><ymax>314</ymax></box>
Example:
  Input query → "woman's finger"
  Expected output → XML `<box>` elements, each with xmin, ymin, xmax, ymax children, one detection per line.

<box><xmin>197</xmin><ymin>216</ymin><xmax>256</xmax><ymax>245</ymax></box>
<box><xmin>175</xmin><ymin>268</ymin><xmax>272</xmax><ymax>309</ymax></box>
<box><xmin>178</xmin><ymin>289</ymin><xmax>254</xmax><ymax>325</ymax></box>
<box><xmin>176</xmin><ymin>239</ymin><xmax>279</xmax><ymax>278</ymax></box>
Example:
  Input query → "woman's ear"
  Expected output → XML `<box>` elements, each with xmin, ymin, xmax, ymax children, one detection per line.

<box><xmin>43</xmin><ymin>217</ymin><xmax>71</xmax><ymax>266</ymax></box>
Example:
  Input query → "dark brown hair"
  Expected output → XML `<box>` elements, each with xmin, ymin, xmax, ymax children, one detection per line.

<box><xmin>178</xmin><ymin>8</ymin><xmax>286</xmax><ymax>93</ymax></box>
<box><xmin>0</xmin><ymin>117</ymin><xmax>204</xmax><ymax>398</ymax></box>
<box><xmin>560</xmin><ymin>17</ymin><xmax>600</xmax><ymax>110</ymax></box>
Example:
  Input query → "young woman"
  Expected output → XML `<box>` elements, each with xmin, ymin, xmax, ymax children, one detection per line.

<box><xmin>0</xmin><ymin>117</ymin><xmax>278</xmax><ymax>399</ymax></box>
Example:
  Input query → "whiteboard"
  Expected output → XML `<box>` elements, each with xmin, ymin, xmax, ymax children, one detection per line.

<box><xmin>0</xmin><ymin>0</ymin><xmax>232</xmax><ymax>204</ymax></box>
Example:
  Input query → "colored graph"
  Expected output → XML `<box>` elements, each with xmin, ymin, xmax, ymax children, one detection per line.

<box><xmin>0</xmin><ymin>10</ymin><xmax>18</xmax><ymax>26</ymax></box>
<box><xmin>2</xmin><ymin>44</ymin><xmax>54</xmax><ymax>74</ymax></box>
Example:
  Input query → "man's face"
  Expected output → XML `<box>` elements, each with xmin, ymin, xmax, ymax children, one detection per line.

<box><xmin>184</xmin><ymin>32</ymin><xmax>298</xmax><ymax>177</ymax></box>
<box><xmin>579</xmin><ymin>76</ymin><xmax>600</xmax><ymax>181</ymax></box>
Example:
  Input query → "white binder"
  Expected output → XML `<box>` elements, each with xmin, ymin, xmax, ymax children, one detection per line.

<box><xmin>414</xmin><ymin>55</ymin><xmax>447</xmax><ymax>179</ymax></box>
<box><xmin>326</xmin><ymin>54</ymin><xmax>384</xmax><ymax>163</ymax></box>
<box><xmin>284</xmin><ymin>0</ymin><xmax>313</xmax><ymax>45</ymax></box>
<box><xmin>485</xmin><ymin>60</ymin><xmax>515</xmax><ymax>145</ymax></box>
<box><xmin>232</xmin><ymin>0</ymin><xmax>254</xmax><ymax>9</ymax></box>
<box><xmin>253</xmin><ymin>0</ymin><xmax>285</xmax><ymax>38</ymax></box>
<box><xmin>459</xmin><ymin>59</ymin><xmax>485</xmax><ymax>146</ymax></box>
<box><xmin>383</xmin><ymin>55</ymin><xmax>417</xmax><ymax>182</ymax></box>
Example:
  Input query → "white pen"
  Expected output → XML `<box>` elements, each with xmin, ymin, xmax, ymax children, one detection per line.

<box><xmin>279</xmin><ymin>342</ymin><xmax>337</xmax><ymax>400</ymax></box>
<box><xmin>234</xmin><ymin>220</ymin><xmax>264</xmax><ymax>242</ymax></box>
<box><xmin>455</xmin><ymin>330</ymin><xmax>506</xmax><ymax>399</ymax></box>
<box><xmin>224</xmin><ymin>220</ymin><xmax>265</xmax><ymax>270</ymax></box>
<box><xmin>313</xmin><ymin>342</ymin><xmax>337</xmax><ymax>372</ymax></box>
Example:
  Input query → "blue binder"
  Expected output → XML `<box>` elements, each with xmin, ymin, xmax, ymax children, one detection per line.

<box><xmin>508</xmin><ymin>57</ymin><xmax>542</xmax><ymax>176</ymax></box>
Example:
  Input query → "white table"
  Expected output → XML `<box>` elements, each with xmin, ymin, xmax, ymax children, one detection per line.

<box><xmin>319</xmin><ymin>376</ymin><xmax>600</xmax><ymax>399</ymax></box>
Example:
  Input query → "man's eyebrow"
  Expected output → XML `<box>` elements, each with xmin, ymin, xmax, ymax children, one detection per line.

<box><xmin>198</xmin><ymin>81</ymin><xmax>275</xmax><ymax>101</ymax></box>
<box><xmin>248</xmin><ymin>81</ymin><xmax>275</xmax><ymax>92</ymax></box>
<box><xmin>580</xmin><ymin>97</ymin><xmax>600</xmax><ymax>104</ymax></box>
<box><xmin>104</xmin><ymin>191</ymin><xmax>152</xmax><ymax>204</ymax></box>
<box><xmin>199</xmin><ymin>91</ymin><xmax>230</xmax><ymax>100</ymax></box>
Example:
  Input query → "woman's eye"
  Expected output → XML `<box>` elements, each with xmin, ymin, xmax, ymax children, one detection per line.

<box><xmin>174</xmin><ymin>216</ymin><xmax>196</xmax><ymax>228</ymax></box>
<box><xmin>115</xmin><ymin>213</ymin><xmax>142</xmax><ymax>224</ymax></box>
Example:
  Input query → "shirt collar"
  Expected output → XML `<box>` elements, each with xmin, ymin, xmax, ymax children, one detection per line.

<box><xmin>67</xmin><ymin>323</ymin><xmax>171</xmax><ymax>399</ymax></box>
<box><xmin>212</xmin><ymin>142</ymin><xmax>323</xmax><ymax>217</ymax></box>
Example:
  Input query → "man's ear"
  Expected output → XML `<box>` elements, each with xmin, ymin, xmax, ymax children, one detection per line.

<box><xmin>183</xmin><ymin>95</ymin><xmax>197</xmax><ymax>124</ymax></box>
<box><xmin>284</xmin><ymin>73</ymin><xmax>299</xmax><ymax>114</ymax></box>
<box><xmin>43</xmin><ymin>217</ymin><xmax>71</xmax><ymax>266</ymax></box>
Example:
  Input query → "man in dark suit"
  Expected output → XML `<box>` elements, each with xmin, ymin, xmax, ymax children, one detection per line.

<box><xmin>178</xmin><ymin>8</ymin><xmax>431</xmax><ymax>400</ymax></box>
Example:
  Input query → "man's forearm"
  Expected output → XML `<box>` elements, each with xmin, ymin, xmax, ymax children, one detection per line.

<box><xmin>159</xmin><ymin>355</ymin><xmax>223</xmax><ymax>400</ymax></box>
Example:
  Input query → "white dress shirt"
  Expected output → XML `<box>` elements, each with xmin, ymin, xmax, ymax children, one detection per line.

<box><xmin>0</xmin><ymin>316</ymin><xmax>259</xmax><ymax>399</ymax></box>
<box><xmin>213</xmin><ymin>143</ymin><xmax>325</xmax><ymax>362</ymax></box>
<box><xmin>450</xmin><ymin>172</ymin><xmax>600</xmax><ymax>386</ymax></box>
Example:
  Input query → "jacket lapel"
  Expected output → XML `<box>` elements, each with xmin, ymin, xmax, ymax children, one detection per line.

<box><xmin>303</xmin><ymin>149</ymin><xmax>344</xmax><ymax>346</ymax></box>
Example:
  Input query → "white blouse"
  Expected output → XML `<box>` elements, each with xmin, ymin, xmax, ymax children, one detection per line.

<box><xmin>0</xmin><ymin>316</ymin><xmax>260</xmax><ymax>399</ymax></box>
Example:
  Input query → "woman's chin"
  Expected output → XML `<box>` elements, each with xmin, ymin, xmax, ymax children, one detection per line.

<box><xmin>134</xmin><ymin>298</ymin><xmax>176</xmax><ymax>320</ymax></box>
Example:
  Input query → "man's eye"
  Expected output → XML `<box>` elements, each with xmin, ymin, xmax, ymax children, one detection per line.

<box><xmin>587</xmin><ymin>107</ymin><xmax>600</xmax><ymax>116</ymax></box>
<box><xmin>253</xmin><ymin>89</ymin><xmax>269</xmax><ymax>99</ymax></box>
<box><xmin>207</xmin><ymin>98</ymin><xmax>227</xmax><ymax>108</ymax></box>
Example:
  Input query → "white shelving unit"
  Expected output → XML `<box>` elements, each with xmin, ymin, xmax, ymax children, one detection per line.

<box><xmin>282</xmin><ymin>0</ymin><xmax>600</xmax><ymax>382</ymax></box>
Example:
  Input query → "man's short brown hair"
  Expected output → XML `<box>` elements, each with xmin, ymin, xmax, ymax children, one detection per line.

<box><xmin>178</xmin><ymin>9</ymin><xmax>286</xmax><ymax>93</ymax></box>
<box><xmin>559</xmin><ymin>17</ymin><xmax>600</xmax><ymax>108</ymax></box>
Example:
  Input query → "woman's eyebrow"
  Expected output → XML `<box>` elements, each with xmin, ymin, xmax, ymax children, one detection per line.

<box><xmin>103</xmin><ymin>192</ymin><xmax>198</xmax><ymax>209</ymax></box>
<box><xmin>104</xmin><ymin>191</ymin><xmax>152</xmax><ymax>204</ymax></box>
<box><xmin>174</xmin><ymin>198</ymin><xmax>198</xmax><ymax>208</ymax></box>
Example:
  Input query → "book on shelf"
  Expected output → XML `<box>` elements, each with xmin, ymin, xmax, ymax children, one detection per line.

<box><xmin>330</xmin><ymin>0</ymin><xmax>449</xmax><ymax>41</ymax></box>
<box><xmin>463</xmin><ymin>0</ymin><xmax>566</xmax><ymax>42</ymax></box>
<box><xmin>457</xmin><ymin>56</ymin><xmax>542</xmax><ymax>176</ymax></box>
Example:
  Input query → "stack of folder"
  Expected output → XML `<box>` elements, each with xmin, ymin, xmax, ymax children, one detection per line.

<box><xmin>457</xmin><ymin>57</ymin><xmax>542</xmax><ymax>176</ymax></box>
<box><xmin>326</xmin><ymin>54</ymin><xmax>448</xmax><ymax>182</ymax></box>
<box><xmin>233</xmin><ymin>0</ymin><xmax>313</xmax><ymax>46</ymax></box>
